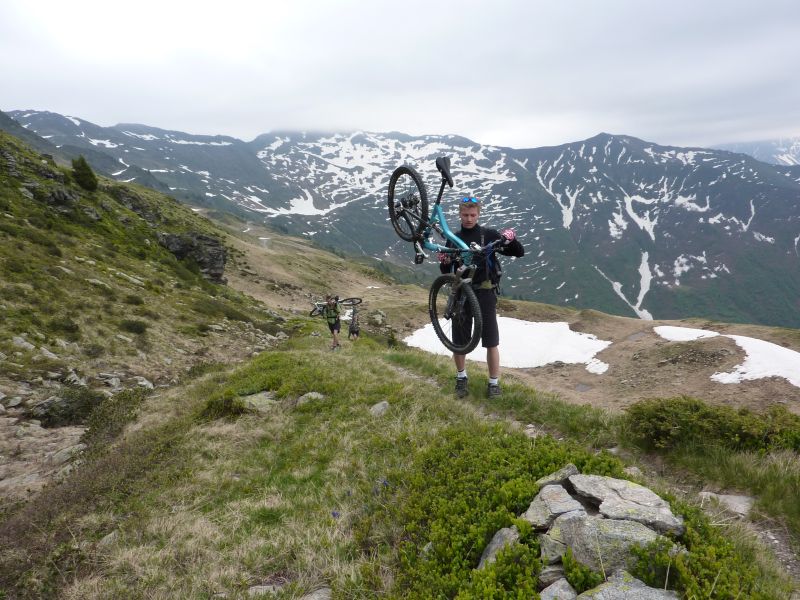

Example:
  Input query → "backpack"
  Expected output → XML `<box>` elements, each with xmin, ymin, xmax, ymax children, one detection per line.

<box><xmin>479</xmin><ymin>227</ymin><xmax>503</xmax><ymax>290</ymax></box>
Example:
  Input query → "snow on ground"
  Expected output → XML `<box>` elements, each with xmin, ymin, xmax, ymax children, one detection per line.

<box><xmin>654</xmin><ymin>326</ymin><xmax>800</xmax><ymax>388</ymax></box>
<box><xmin>404</xmin><ymin>317</ymin><xmax>611</xmax><ymax>373</ymax></box>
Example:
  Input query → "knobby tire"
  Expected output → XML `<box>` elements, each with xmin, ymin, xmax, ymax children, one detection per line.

<box><xmin>387</xmin><ymin>165</ymin><xmax>429</xmax><ymax>241</ymax></box>
<box><xmin>428</xmin><ymin>274</ymin><xmax>482</xmax><ymax>354</ymax></box>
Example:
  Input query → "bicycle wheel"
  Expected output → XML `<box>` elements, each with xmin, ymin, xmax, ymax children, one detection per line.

<box><xmin>388</xmin><ymin>165</ymin><xmax>429</xmax><ymax>241</ymax></box>
<box><xmin>309</xmin><ymin>305</ymin><xmax>322</xmax><ymax>317</ymax></box>
<box><xmin>339</xmin><ymin>297</ymin><xmax>362</xmax><ymax>306</ymax></box>
<box><xmin>428</xmin><ymin>274</ymin><xmax>482</xmax><ymax>354</ymax></box>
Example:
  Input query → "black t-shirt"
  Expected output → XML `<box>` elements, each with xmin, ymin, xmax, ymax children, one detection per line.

<box><xmin>440</xmin><ymin>225</ymin><xmax>525</xmax><ymax>286</ymax></box>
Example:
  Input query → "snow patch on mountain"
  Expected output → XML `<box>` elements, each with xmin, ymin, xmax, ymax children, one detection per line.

<box><xmin>654</xmin><ymin>326</ymin><xmax>800</xmax><ymax>388</ymax></box>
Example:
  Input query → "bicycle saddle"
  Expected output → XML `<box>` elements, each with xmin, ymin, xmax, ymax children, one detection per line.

<box><xmin>435</xmin><ymin>156</ymin><xmax>454</xmax><ymax>188</ymax></box>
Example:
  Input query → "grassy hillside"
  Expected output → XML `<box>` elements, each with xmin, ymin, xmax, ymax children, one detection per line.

<box><xmin>1</xmin><ymin>129</ymin><xmax>799</xmax><ymax>598</ymax></box>
<box><xmin>0</xmin><ymin>130</ymin><xmax>286</xmax><ymax>388</ymax></box>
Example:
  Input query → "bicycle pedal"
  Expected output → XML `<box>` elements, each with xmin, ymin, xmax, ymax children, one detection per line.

<box><xmin>414</xmin><ymin>253</ymin><xmax>424</xmax><ymax>264</ymax></box>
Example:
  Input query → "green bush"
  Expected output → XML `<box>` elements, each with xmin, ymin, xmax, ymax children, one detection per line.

<box><xmin>563</xmin><ymin>547</ymin><xmax>604</xmax><ymax>593</ymax></box>
<box><xmin>629</xmin><ymin>502</ymin><xmax>782</xmax><ymax>598</ymax></box>
<box><xmin>119</xmin><ymin>319</ymin><xmax>148</xmax><ymax>334</ymax></box>
<box><xmin>71</xmin><ymin>156</ymin><xmax>98</xmax><ymax>191</ymax></box>
<box><xmin>30</xmin><ymin>386</ymin><xmax>105</xmax><ymax>427</ymax></box>
<box><xmin>83</xmin><ymin>343</ymin><xmax>105</xmax><ymax>358</ymax></box>
<box><xmin>383</xmin><ymin>426</ymin><xmax>625</xmax><ymax>598</ymax></box>
<box><xmin>123</xmin><ymin>294</ymin><xmax>144</xmax><ymax>305</ymax></box>
<box><xmin>196</xmin><ymin>392</ymin><xmax>246</xmax><ymax>421</ymax></box>
<box><xmin>47</xmin><ymin>316</ymin><xmax>80</xmax><ymax>340</ymax></box>
<box><xmin>625</xmin><ymin>396</ymin><xmax>800</xmax><ymax>454</ymax></box>
<box><xmin>83</xmin><ymin>388</ymin><xmax>147</xmax><ymax>449</ymax></box>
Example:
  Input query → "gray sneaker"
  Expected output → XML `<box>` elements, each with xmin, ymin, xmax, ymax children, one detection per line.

<box><xmin>455</xmin><ymin>377</ymin><xmax>468</xmax><ymax>398</ymax></box>
<box><xmin>487</xmin><ymin>382</ymin><xmax>502</xmax><ymax>398</ymax></box>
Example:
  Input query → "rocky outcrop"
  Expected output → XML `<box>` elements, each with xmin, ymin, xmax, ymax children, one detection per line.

<box><xmin>476</xmin><ymin>464</ymin><xmax>685</xmax><ymax>597</ymax></box>
<box><xmin>569</xmin><ymin>474</ymin><xmax>685</xmax><ymax>535</ymax></box>
<box><xmin>157</xmin><ymin>232</ymin><xmax>227</xmax><ymax>283</ymax></box>
<box><xmin>107</xmin><ymin>185</ymin><xmax>162</xmax><ymax>225</ymax></box>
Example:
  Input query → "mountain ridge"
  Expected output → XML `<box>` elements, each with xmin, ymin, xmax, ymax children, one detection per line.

<box><xmin>5</xmin><ymin>109</ymin><xmax>800</xmax><ymax>328</ymax></box>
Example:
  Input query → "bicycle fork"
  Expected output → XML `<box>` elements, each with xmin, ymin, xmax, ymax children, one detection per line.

<box><xmin>444</xmin><ymin>272</ymin><xmax>472</xmax><ymax>320</ymax></box>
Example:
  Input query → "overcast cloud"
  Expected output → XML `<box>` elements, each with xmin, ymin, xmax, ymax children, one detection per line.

<box><xmin>2</xmin><ymin>0</ymin><xmax>799</xmax><ymax>149</ymax></box>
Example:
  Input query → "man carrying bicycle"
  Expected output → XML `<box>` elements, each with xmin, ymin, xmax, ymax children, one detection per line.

<box><xmin>439</xmin><ymin>197</ymin><xmax>524</xmax><ymax>398</ymax></box>
<box><xmin>322</xmin><ymin>294</ymin><xmax>342</xmax><ymax>350</ymax></box>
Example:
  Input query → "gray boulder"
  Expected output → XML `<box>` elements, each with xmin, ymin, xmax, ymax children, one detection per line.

<box><xmin>552</xmin><ymin>514</ymin><xmax>664</xmax><ymax>573</ymax></box>
<box><xmin>577</xmin><ymin>570</ymin><xmax>678</xmax><ymax>599</ymax></box>
<box><xmin>477</xmin><ymin>525</ymin><xmax>519</xmax><ymax>569</ymax></box>
<box><xmin>569</xmin><ymin>474</ymin><xmax>684</xmax><ymax>535</ymax></box>
<box><xmin>541</xmin><ymin>578</ymin><xmax>577</xmax><ymax>600</ymax></box>
<box><xmin>157</xmin><ymin>232</ymin><xmax>227</xmax><ymax>283</ymax></box>
<box><xmin>522</xmin><ymin>484</ymin><xmax>584</xmax><ymax>530</ymax></box>
<box><xmin>536</xmin><ymin>463</ymin><xmax>580</xmax><ymax>487</ymax></box>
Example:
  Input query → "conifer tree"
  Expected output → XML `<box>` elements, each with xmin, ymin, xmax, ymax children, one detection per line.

<box><xmin>71</xmin><ymin>155</ymin><xmax>98</xmax><ymax>191</ymax></box>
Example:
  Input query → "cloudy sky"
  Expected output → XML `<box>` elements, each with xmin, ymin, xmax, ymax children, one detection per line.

<box><xmin>2</xmin><ymin>0</ymin><xmax>799</xmax><ymax>149</ymax></box>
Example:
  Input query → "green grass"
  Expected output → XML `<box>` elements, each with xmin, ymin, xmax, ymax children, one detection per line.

<box><xmin>1</xmin><ymin>337</ymin><xmax>794</xmax><ymax>598</ymax></box>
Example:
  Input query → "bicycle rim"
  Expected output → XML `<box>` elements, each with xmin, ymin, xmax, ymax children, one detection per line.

<box><xmin>428</xmin><ymin>274</ymin><xmax>482</xmax><ymax>354</ymax></box>
<box><xmin>388</xmin><ymin>166</ymin><xmax>429</xmax><ymax>241</ymax></box>
<box><xmin>339</xmin><ymin>297</ymin><xmax>362</xmax><ymax>306</ymax></box>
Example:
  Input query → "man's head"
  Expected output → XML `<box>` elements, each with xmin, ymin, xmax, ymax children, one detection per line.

<box><xmin>459</xmin><ymin>196</ymin><xmax>481</xmax><ymax>229</ymax></box>
<box><xmin>326</xmin><ymin>294</ymin><xmax>335</xmax><ymax>304</ymax></box>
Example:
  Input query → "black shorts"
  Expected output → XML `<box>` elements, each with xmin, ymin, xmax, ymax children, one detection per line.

<box><xmin>453</xmin><ymin>289</ymin><xmax>499</xmax><ymax>349</ymax></box>
<box><xmin>328</xmin><ymin>319</ymin><xmax>341</xmax><ymax>333</ymax></box>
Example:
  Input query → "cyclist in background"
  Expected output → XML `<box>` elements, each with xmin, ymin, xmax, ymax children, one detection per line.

<box><xmin>348</xmin><ymin>305</ymin><xmax>361</xmax><ymax>341</ymax></box>
<box><xmin>439</xmin><ymin>197</ymin><xmax>524</xmax><ymax>398</ymax></box>
<box><xmin>322</xmin><ymin>294</ymin><xmax>342</xmax><ymax>350</ymax></box>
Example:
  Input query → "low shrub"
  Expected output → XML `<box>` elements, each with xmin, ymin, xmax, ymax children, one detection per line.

<box><xmin>119</xmin><ymin>319</ymin><xmax>148</xmax><ymax>335</ymax></box>
<box><xmin>28</xmin><ymin>386</ymin><xmax>105</xmax><ymax>427</ymax></box>
<box><xmin>196</xmin><ymin>391</ymin><xmax>247</xmax><ymax>421</ymax></box>
<box><xmin>83</xmin><ymin>343</ymin><xmax>105</xmax><ymax>358</ymax></box>
<box><xmin>563</xmin><ymin>547</ymin><xmax>604</xmax><ymax>592</ymax></box>
<box><xmin>123</xmin><ymin>294</ymin><xmax>144</xmax><ymax>305</ymax></box>
<box><xmin>46</xmin><ymin>316</ymin><xmax>80</xmax><ymax>340</ymax></box>
<box><xmin>82</xmin><ymin>388</ymin><xmax>147</xmax><ymax>449</ymax></box>
<box><xmin>629</xmin><ymin>502</ymin><xmax>785</xmax><ymax>598</ymax></box>
<box><xmin>625</xmin><ymin>396</ymin><xmax>800</xmax><ymax>454</ymax></box>
<box><xmin>382</xmin><ymin>426</ymin><xmax>624</xmax><ymax>598</ymax></box>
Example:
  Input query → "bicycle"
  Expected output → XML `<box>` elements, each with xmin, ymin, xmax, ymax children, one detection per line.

<box><xmin>387</xmin><ymin>157</ymin><xmax>503</xmax><ymax>354</ymax></box>
<box><xmin>309</xmin><ymin>296</ymin><xmax>362</xmax><ymax>317</ymax></box>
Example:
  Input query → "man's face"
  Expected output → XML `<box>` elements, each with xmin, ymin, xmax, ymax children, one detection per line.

<box><xmin>459</xmin><ymin>205</ymin><xmax>480</xmax><ymax>229</ymax></box>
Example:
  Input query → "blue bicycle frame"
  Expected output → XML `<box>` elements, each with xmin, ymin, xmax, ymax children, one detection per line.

<box><xmin>412</xmin><ymin>177</ymin><xmax>473</xmax><ymax>267</ymax></box>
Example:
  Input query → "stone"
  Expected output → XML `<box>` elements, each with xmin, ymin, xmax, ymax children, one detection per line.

<box><xmin>698</xmin><ymin>492</ymin><xmax>754</xmax><ymax>517</ymax></box>
<box><xmin>49</xmin><ymin>443</ymin><xmax>87</xmax><ymax>465</ymax></box>
<box><xmin>541</xmin><ymin>578</ymin><xmax>577</xmax><ymax>600</ymax></box>
<box><xmin>12</xmin><ymin>336</ymin><xmax>35</xmax><ymax>351</ymax></box>
<box><xmin>39</xmin><ymin>347</ymin><xmax>59</xmax><ymax>359</ymax></box>
<box><xmin>132</xmin><ymin>376</ymin><xmax>154</xmax><ymax>389</ymax></box>
<box><xmin>536</xmin><ymin>463</ymin><xmax>580</xmax><ymax>487</ymax></box>
<box><xmin>301</xmin><ymin>588</ymin><xmax>332</xmax><ymax>600</ymax></box>
<box><xmin>248</xmin><ymin>584</ymin><xmax>282</xmax><ymax>597</ymax></box>
<box><xmin>556</xmin><ymin>514</ymin><xmax>664</xmax><ymax>573</ymax></box>
<box><xmin>538</xmin><ymin>564</ymin><xmax>566</xmax><ymax>589</ymax></box>
<box><xmin>370</xmin><ymin>401</ymin><xmax>389</xmax><ymax>417</ymax></box>
<box><xmin>477</xmin><ymin>525</ymin><xmax>520</xmax><ymax>569</ymax></box>
<box><xmin>569</xmin><ymin>474</ymin><xmax>684</xmax><ymax>535</ymax></box>
<box><xmin>577</xmin><ymin>569</ymin><xmax>678</xmax><ymax>599</ymax></box>
<box><xmin>297</xmin><ymin>392</ymin><xmax>325</xmax><ymax>406</ymax></box>
<box><xmin>521</xmin><ymin>484</ymin><xmax>585</xmax><ymax>530</ymax></box>
<box><xmin>242</xmin><ymin>391</ymin><xmax>277</xmax><ymax>413</ymax></box>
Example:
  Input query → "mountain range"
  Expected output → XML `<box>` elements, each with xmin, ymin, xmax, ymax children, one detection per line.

<box><xmin>5</xmin><ymin>109</ymin><xmax>800</xmax><ymax>328</ymax></box>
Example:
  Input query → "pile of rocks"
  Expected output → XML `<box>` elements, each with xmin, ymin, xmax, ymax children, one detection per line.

<box><xmin>478</xmin><ymin>464</ymin><xmax>683</xmax><ymax>599</ymax></box>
